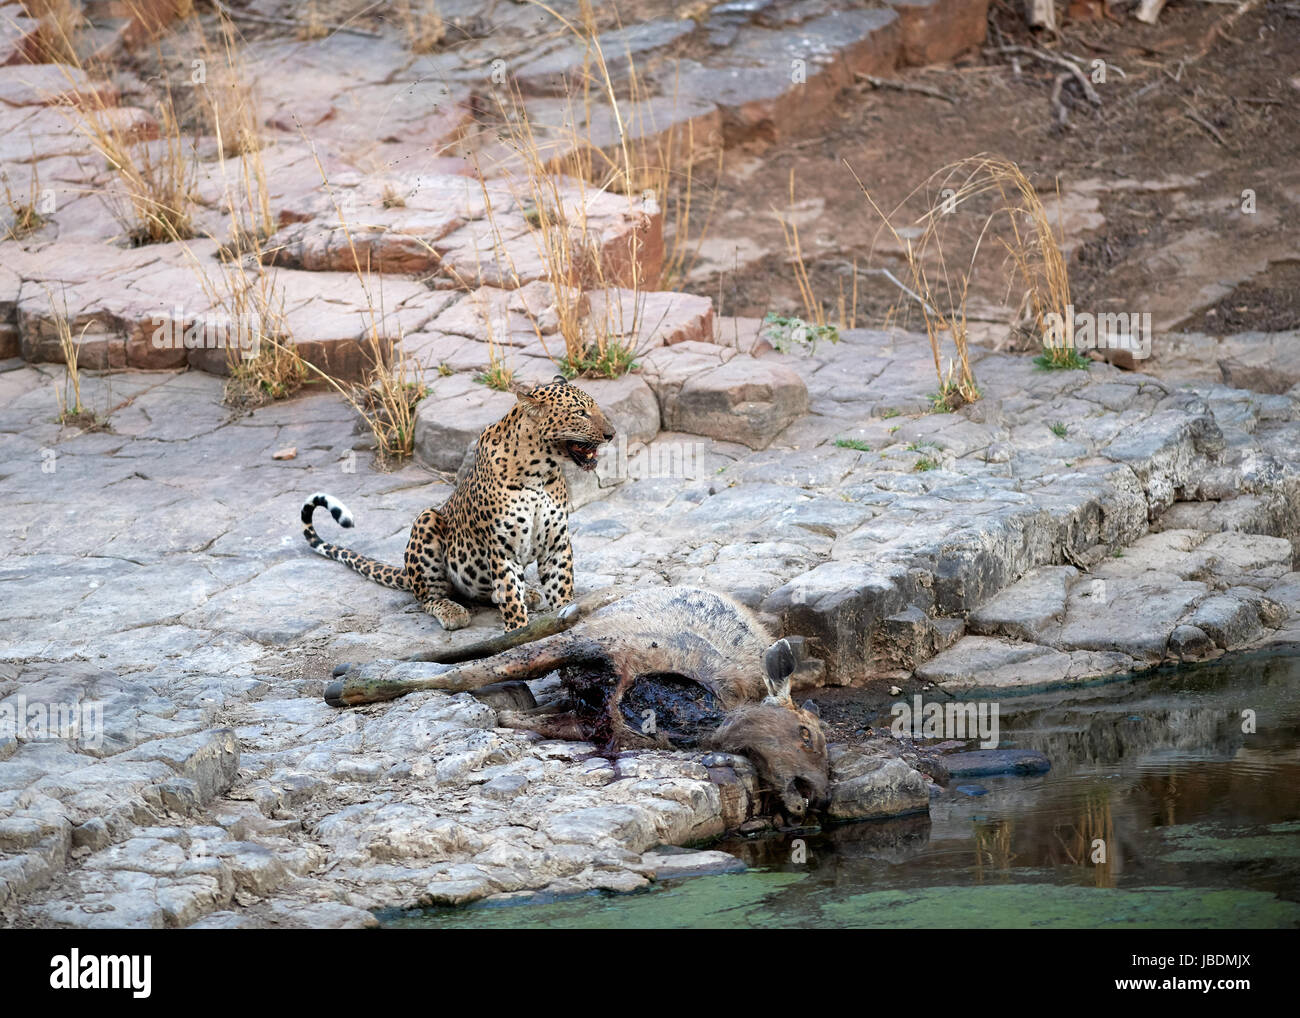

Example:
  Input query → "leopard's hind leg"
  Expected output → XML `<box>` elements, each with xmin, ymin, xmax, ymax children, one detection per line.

<box><xmin>404</xmin><ymin>507</ymin><xmax>471</xmax><ymax>631</ymax></box>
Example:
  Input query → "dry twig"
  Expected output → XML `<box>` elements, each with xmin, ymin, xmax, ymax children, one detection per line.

<box><xmin>986</xmin><ymin>44</ymin><xmax>1102</xmax><ymax>106</ymax></box>
<box><xmin>856</xmin><ymin>74</ymin><xmax>956</xmax><ymax>104</ymax></box>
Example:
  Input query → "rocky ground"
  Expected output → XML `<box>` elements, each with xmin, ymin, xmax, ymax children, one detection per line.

<box><xmin>2</xmin><ymin>0</ymin><xmax>1299</xmax><ymax>927</ymax></box>
<box><xmin>5</xmin><ymin>327</ymin><xmax>1300</xmax><ymax>927</ymax></box>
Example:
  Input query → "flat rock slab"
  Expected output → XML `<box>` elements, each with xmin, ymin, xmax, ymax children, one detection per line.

<box><xmin>1057</xmin><ymin>578</ymin><xmax>1208</xmax><ymax>660</ymax></box>
<box><xmin>413</xmin><ymin>375</ymin><xmax>517</xmax><ymax>472</ymax></box>
<box><xmin>673</xmin><ymin>10</ymin><xmax>901</xmax><ymax>143</ymax></box>
<box><xmin>0</xmin><ymin>63</ymin><xmax>117</xmax><ymax>108</ymax></box>
<box><xmin>941</xmin><ymin>749</ymin><xmax>1051</xmax><ymax>778</ymax></box>
<box><xmin>513</xmin><ymin>19</ymin><xmax>697</xmax><ymax>95</ymax></box>
<box><xmin>638</xmin><ymin>340</ymin><xmax>808</xmax><ymax>450</ymax></box>
<box><xmin>269</xmin><ymin>170</ymin><xmax>662</xmax><ymax>291</ymax></box>
<box><xmin>967</xmin><ymin>565</ymin><xmax>1077</xmax><ymax>643</ymax></box>
<box><xmin>917</xmin><ymin>637</ymin><xmax>1072</xmax><ymax>689</ymax></box>
<box><xmin>12</xmin><ymin>239</ymin><xmax>436</xmax><ymax>378</ymax></box>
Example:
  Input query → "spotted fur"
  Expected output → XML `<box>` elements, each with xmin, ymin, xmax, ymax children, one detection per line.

<box><xmin>302</xmin><ymin>376</ymin><xmax>615</xmax><ymax>632</ymax></box>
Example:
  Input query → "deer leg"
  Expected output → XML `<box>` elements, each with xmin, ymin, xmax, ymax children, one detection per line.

<box><xmin>409</xmin><ymin>602</ymin><xmax>583</xmax><ymax>664</ymax></box>
<box><xmin>430</xmin><ymin>634</ymin><xmax>606</xmax><ymax>692</ymax></box>
<box><xmin>325</xmin><ymin>634</ymin><xmax>608</xmax><ymax>705</ymax></box>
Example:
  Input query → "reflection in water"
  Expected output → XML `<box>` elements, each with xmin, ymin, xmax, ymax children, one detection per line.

<box><xmin>973</xmin><ymin>819</ymin><xmax>1017</xmax><ymax>883</ymax></box>
<box><xmin>390</xmin><ymin>650</ymin><xmax>1300</xmax><ymax>929</ymax></box>
<box><xmin>726</xmin><ymin>813</ymin><xmax>932</xmax><ymax>870</ymax></box>
<box><xmin>1048</xmin><ymin>788</ymin><xmax>1114</xmax><ymax>888</ymax></box>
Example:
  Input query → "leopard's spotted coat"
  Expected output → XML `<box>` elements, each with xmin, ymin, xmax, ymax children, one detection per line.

<box><xmin>302</xmin><ymin>376</ymin><xmax>615</xmax><ymax>632</ymax></box>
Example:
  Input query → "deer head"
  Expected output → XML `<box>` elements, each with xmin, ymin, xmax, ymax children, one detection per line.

<box><xmin>707</xmin><ymin>638</ymin><xmax>830</xmax><ymax>820</ymax></box>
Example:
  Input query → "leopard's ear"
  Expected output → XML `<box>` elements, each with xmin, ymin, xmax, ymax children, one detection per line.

<box><xmin>510</xmin><ymin>381</ymin><xmax>548</xmax><ymax>418</ymax></box>
<box><xmin>552</xmin><ymin>374</ymin><xmax>568</xmax><ymax>385</ymax></box>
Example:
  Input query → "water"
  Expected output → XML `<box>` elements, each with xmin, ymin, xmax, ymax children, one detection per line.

<box><xmin>385</xmin><ymin>650</ymin><xmax>1300</xmax><ymax>928</ymax></box>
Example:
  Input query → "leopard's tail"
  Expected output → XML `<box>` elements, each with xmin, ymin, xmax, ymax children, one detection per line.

<box><xmin>301</xmin><ymin>492</ymin><xmax>410</xmax><ymax>591</ymax></box>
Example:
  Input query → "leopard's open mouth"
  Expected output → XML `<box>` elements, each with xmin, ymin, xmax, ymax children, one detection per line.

<box><xmin>564</xmin><ymin>440</ymin><xmax>600</xmax><ymax>471</ymax></box>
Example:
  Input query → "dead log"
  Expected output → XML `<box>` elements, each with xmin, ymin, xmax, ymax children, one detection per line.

<box><xmin>1136</xmin><ymin>0</ymin><xmax>1169</xmax><ymax>23</ymax></box>
<box><xmin>1026</xmin><ymin>0</ymin><xmax>1059</xmax><ymax>31</ymax></box>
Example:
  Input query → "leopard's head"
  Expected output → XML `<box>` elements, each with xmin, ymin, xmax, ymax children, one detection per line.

<box><xmin>515</xmin><ymin>375</ymin><xmax>616</xmax><ymax>471</ymax></box>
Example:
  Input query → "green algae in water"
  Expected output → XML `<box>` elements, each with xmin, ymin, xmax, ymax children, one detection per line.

<box><xmin>388</xmin><ymin>877</ymin><xmax>1300</xmax><ymax>929</ymax></box>
<box><xmin>821</xmin><ymin>885</ymin><xmax>1300</xmax><ymax>930</ymax></box>
<box><xmin>384</xmin><ymin>649</ymin><xmax>1300</xmax><ymax>929</ymax></box>
<box><xmin>1157</xmin><ymin>822</ymin><xmax>1300</xmax><ymax>865</ymax></box>
<box><xmin>386</xmin><ymin>871</ymin><xmax>806</xmax><ymax>930</ymax></box>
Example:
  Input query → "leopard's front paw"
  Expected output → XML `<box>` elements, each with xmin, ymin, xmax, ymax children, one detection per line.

<box><xmin>523</xmin><ymin>586</ymin><xmax>546</xmax><ymax>610</ymax></box>
<box><xmin>500</xmin><ymin>606</ymin><xmax>530</xmax><ymax>633</ymax></box>
<box><xmin>424</xmin><ymin>598</ymin><xmax>470</xmax><ymax>631</ymax></box>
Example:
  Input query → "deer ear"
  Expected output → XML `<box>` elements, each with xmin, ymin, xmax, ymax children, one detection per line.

<box><xmin>763</xmin><ymin>639</ymin><xmax>796</xmax><ymax>702</ymax></box>
<box><xmin>800</xmin><ymin>698</ymin><xmax>820</xmax><ymax>718</ymax></box>
<box><xmin>764</xmin><ymin>639</ymin><xmax>796</xmax><ymax>682</ymax></box>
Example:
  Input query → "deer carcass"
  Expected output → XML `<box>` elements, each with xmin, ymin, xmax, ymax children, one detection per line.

<box><xmin>325</xmin><ymin>587</ymin><xmax>831</xmax><ymax>820</ymax></box>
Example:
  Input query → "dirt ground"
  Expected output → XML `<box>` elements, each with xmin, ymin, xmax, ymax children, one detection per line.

<box><xmin>683</xmin><ymin>3</ymin><xmax>1300</xmax><ymax>341</ymax></box>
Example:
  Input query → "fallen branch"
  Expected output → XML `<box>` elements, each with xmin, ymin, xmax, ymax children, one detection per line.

<box><xmin>1025</xmin><ymin>0</ymin><xmax>1059</xmax><ymax>31</ymax></box>
<box><xmin>1135</xmin><ymin>0</ymin><xmax>1168</xmax><ymax>24</ymax></box>
<box><xmin>856</xmin><ymin>74</ymin><xmax>956</xmax><ymax>103</ymax></box>
<box><xmin>1063</xmin><ymin>51</ymin><xmax>1127</xmax><ymax>78</ymax></box>
<box><xmin>985</xmin><ymin>44</ymin><xmax>1102</xmax><ymax>105</ymax></box>
<box><xmin>864</xmin><ymin>267</ymin><xmax>939</xmax><ymax>317</ymax></box>
<box><xmin>1188</xmin><ymin>0</ymin><xmax>1270</xmax><ymax>63</ymax></box>
<box><xmin>1050</xmin><ymin>71</ymin><xmax>1072</xmax><ymax>126</ymax></box>
<box><xmin>1182</xmin><ymin>105</ymin><xmax>1231</xmax><ymax>148</ymax></box>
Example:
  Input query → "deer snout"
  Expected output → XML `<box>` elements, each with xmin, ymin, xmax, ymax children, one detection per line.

<box><xmin>783</xmin><ymin>776</ymin><xmax>827</xmax><ymax>818</ymax></box>
<box><xmin>785</xmin><ymin>776</ymin><xmax>830</xmax><ymax>817</ymax></box>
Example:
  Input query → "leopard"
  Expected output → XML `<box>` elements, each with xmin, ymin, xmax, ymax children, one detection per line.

<box><xmin>301</xmin><ymin>375</ymin><xmax>616</xmax><ymax>633</ymax></box>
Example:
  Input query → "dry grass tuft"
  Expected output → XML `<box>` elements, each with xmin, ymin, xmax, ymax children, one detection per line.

<box><xmin>199</xmin><ymin>14</ymin><xmax>274</xmax><ymax>248</ymax></box>
<box><xmin>350</xmin><ymin>343</ymin><xmax>428</xmax><ymax>465</ymax></box>
<box><xmin>219</xmin><ymin>256</ymin><xmax>306</xmax><ymax>407</ymax></box>
<box><xmin>25</xmin><ymin>0</ymin><xmax>84</xmax><ymax>64</ymax></box>
<box><xmin>45</xmin><ymin>291</ymin><xmax>98</xmax><ymax>427</ymax></box>
<box><xmin>2</xmin><ymin>165</ymin><xmax>47</xmax><ymax>240</ymax></box>
<box><xmin>49</xmin><ymin>21</ymin><xmax>198</xmax><ymax>246</ymax></box>
<box><xmin>462</xmin><ymin>1</ymin><xmax>716</xmax><ymax>380</ymax></box>
<box><xmin>282</xmin><ymin>139</ymin><xmax>432</xmax><ymax>465</ymax></box>
<box><xmin>296</xmin><ymin>1</ymin><xmax>331</xmax><ymax>41</ymax></box>
<box><xmin>396</xmin><ymin>0</ymin><xmax>446</xmax><ymax>53</ymax></box>
<box><xmin>474</xmin><ymin>360</ymin><xmax>514</xmax><ymax>392</ymax></box>
<box><xmin>769</xmin><ymin>169</ymin><xmax>849</xmax><ymax>349</ymax></box>
<box><xmin>848</xmin><ymin>154</ymin><xmax>1071</xmax><ymax>409</ymax></box>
